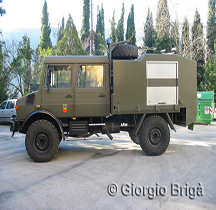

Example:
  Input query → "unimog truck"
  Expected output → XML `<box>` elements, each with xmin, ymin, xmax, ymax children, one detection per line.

<box><xmin>11</xmin><ymin>40</ymin><xmax>197</xmax><ymax>162</ymax></box>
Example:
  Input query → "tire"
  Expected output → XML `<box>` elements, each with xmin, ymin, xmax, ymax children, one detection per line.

<box><xmin>139</xmin><ymin>116</ymin><xmax>170</xmax><ymax>156</ymax></box>
<box><xmin>111</xmin><ymin>44</ymin><xmax>138</xmax><ymax>59</ymax></box>
<box><xmin>25</xmin><ymin>119</ymin><xmax>60</xmax><ymax>162</ymax></box>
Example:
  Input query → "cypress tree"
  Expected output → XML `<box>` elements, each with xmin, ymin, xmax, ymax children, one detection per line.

<box><xmin>39</xmin><ymin>0</ymin><xmax>52</xmax><ymax>49</ymax></box>
<box><xmin>57</xmin><ymin>14</ymin><xmax>86</xmax><ymax>56</ymax></box>
<box><xmin>95</xmin><ymin>4</ymin><xmax>106</xmax><ymax>55</ymax></box>
<box><xmin>116</xmin><ymin>3</ymin><xmax>125</xmax><ymax>42</ymax></box>
<box><xmin>81</xmin><ymin>0</ymin><xmax>90</xmax><ymax>54</ymax></box>
<box><xmin>192</xmin><ymin>9</ymin><xmax>205</xmax><ymax>90</ymax></box>
<box><xmin>181</xmin><ymin>17</ymin><xmax>191</xmax><ymax>58</ymax></box>
<box><xmin>156</xmin><ymin>0</ymin><xmax>171</xmax><ymax>53</ymax></box>
<box><xmin>206</xmin><ymin>0</ymin><xmax>216</xmax><ymax>61</ymax></box>
<box><xmin>126</xmin><ymin>4</ymin><xmax>136</xmax><ymax>45</ymax></box>
<box><xmin>109</xmin><ymin>11</ymin><xmax>116</xmax><ymax>43</ymax></box>
<box><xmin>143</xmin><ymin>8</ymin><xmax>155</xmax><ymax>52</ymax></box>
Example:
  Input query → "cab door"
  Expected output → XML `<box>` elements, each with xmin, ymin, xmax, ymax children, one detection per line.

<box><xmin>41</xmin><ymin>64</ymin><xmax>75</xmax><ymax>118</ymax></box>
<box><xmin>74</xmin><ymin>64</ymin><xmax>110</xmax><ymax>117</ymax></box>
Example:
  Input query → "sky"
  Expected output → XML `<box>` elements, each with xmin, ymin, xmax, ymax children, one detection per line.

<box><xmin>0</xmin><ymin>0</ymin><xmax>209</xmax><ymax>41</ymax></box>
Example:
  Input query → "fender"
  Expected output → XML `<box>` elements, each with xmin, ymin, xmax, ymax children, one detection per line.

<box><xmin>21</xmin><ymin>110</ymin><xmax>65</xmax><ymax>140</ymax></box>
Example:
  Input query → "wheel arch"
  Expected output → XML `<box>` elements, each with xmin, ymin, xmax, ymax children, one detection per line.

<box><xmin>20</xmin><ymin>110</ymin><xmax>64</xmax><ymax>140</ymax></box>
<box><xmin>134</xmin><ymin>113</ymin><xmax>175</xmax><ymax>136</ymax></box>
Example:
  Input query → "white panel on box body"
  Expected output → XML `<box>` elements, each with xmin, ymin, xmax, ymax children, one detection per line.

<box><xmin>146</xmin><ymin>61</ymin><xmax>178</xmax><ymax>106</ymax></box>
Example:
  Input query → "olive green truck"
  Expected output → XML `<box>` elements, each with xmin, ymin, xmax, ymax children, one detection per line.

<box><xmin>11</xmin><ymin>40</ymin><xmax>197</xmax><ymax>162</ymax></box>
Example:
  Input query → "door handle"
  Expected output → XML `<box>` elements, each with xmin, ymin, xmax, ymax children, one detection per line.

<box><xmin>98</xmin><ymin>94</ymin><xmax>105</xmax><ymax>97</ymax></box>
<box><xmin>65</xmin><ymin>94</ymin><xmax>72</xmax><ymax>98</ymax></box>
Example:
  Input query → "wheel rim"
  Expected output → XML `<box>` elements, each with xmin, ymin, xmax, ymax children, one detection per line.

<box><xmin>35</xmin><ymin>133</ymin><xmax>49</xmax><ymax>151</ymax></box>
<box><xmin>149</xmin><ymin>127</ymin><xmax>163</xmax><ymax>146</ymax></box>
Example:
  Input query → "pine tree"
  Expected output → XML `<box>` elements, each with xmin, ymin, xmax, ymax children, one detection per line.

<box><xmin>39</xmin><ymin>0</ymin><xmax>52</xmax><ymax>49</ymax></box>
<box><xmin>156</xmin><ymin>0</ymin><xmax>171</xmax><ymax>53</ymax></box>
<box><xmin>81</xmin><ymin>0</ymin><xmax>90</xmax><ymax>54</ymax></box>
<box><xmin>143</xmin><ymin>8</ymin><xmax>155</xmax><ymax>52</ymax></box>
<box><xmin>57</xmin><ymin>14</ymin><xmax>86</xmax><ymax>55</ymax></box>
<box><xmin>206</xmin><ymin>0</ymin><xmax>216</xmax><ymax>61</ymax></box>
<box><xmin>116</xmin><ymin>3</ymin><xmax>125</xmax><ymax>42</ymax></box>
<box><xmin>95</xmin><ymin>4</ymin><xmax>106</xmax><ymax>55</ymax></box>
<box><xmin>170</xmin><ymin>21</ymin><xmax>180</xmax><ymax>54</ymax></box>
<box><xmin>109</xmin><ymin>11</ymin><xmax>116</xmax><ymax>43</ymax></box>
<box><xmin>126</xmin><ymin>4</ymin><xmax>136</xmax><ymax>45</ymax></box>
<box><xmin>181</xmin><ymin>17</ymin><xmax>191</xmax><ymax>58</ymax></box>
<box><xmin>192</xmin><ymin>9</ymin><xmax>205</xmax><ymax>90</ymax></box>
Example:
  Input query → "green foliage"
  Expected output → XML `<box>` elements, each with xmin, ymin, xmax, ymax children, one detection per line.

<box><xmin>81</xmin><ymin>0</ymin><xmax>90</xmax><ymax>54</ymax></box>
<box><xmin>156</xmin><ymin>0</ymin><xmax>171</xmax><ymax>53</ymax></box>
<box><xmin>0</xmin><ymin>1</ymin><xmax>7</xmax><ymax>101</ymax></box>
<box><xmin>39</xmin><ymin>0</ymin><xmax>52</xmax><ymax>49</ymax></box>
<box><xmin>95</xmin><ymin>4</ymin><xmax>106</xmax><ymax>55</ymax></box>
<box><xmin>32</xmin><ymin>47</ymin><xmax>43</xmax><ymax>84</ymax></box>
<box><xmin>57</xmin><ymin>17</ymin><xmax>65</xmax><ymax>42</ymax></box>
<box><xmin>192</xmin><ymin>9</ymin><xmax>205</xmax><ymax>90</ymax></box>
<box><xmin>206</xmin><ymin>0</ymin><xmax>216</xmax><ymax>60</ymax></box>
<box><xmin>109</xmin><ymin>11</ymin><xmax>116</xmax><ymax>43</ymax></box>
<box><xmin>8</xmin><ymin>35</ymin><xmax>33</xmax><ymax>96</ymax></box>
<box><xmin>18</xmin><ymin>35</ymin><xmax>33</xmax><ymax>94</ymax></box>
<box><xmin>57</xmin><ymin>14</ymin><xmax>86</xmax><ymax>56</ymax></box>
<box><xmin>126</xmin><ymin>4</ymin><xmax>136</xmax><ymax>45</ymax></box>
<box><xmin>116</xmin><ymin>3</ymin><xmax>125</xmax><ymax>42</ymax></box>
<box><xmin>143</xmin><ymin>8</ymin><xmax>156</xmax><ymax>53</ymax></box>
<box><xmin>181</xmin><ymin>17</ymin><xmax>191</xmax><ymax>58</ymax></box>
<box><xmin>0</xmin><ymin>0</ymin><xmax>5</xmax><ymax>17</ymax></box>
<box><xmin>205</xmin><ymin>41</ymin><xmax>216</xmax><ymax>93</ymax></box>
<box><xmin>0</xmin><ymin>41</ymin><xmax>9</xmax><ymax>101</ymax></box>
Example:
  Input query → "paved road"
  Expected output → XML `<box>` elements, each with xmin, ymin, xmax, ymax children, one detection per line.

<box><xmin>0</xmin><ymin>122</ymin><xmax>216</xmax><ymax>210</ymax></box>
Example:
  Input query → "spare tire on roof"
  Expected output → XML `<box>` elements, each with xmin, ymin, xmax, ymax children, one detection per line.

<box><xmin>111</xmin><ymin>44</ymin><xmax>138</xmax><ymax>59</ymax></box>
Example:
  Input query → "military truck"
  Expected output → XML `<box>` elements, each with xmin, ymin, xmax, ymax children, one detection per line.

<box><xmin>11</xmin><ymin>40</ymin><xmax>197</xmax><ymax>162</ymax></box>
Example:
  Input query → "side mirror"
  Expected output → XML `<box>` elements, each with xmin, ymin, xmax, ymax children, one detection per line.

<box><xmin>47</xmin><ymin>65</ymin><xmax>52</xmax><ymax>93</ymax></box>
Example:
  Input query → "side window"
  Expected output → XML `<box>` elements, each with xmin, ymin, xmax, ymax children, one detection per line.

<box><xmin>45</xmin><ymin>65</ymin><xmax>72</xmax><ymax>88</ymax></box>
<box><xmin>6</xmin><ymin>101</ymin><xmax>14</xmax><ymax>109</ymax></box>
<box><xmin>0</xmin><ymin>101</ymin><xmax>7</xmax><ymax>109</ymax></box>
<box><xmin>78</xmin><ymin>65</ymin><xmax>104</xmax><ymax>88</ymax></box>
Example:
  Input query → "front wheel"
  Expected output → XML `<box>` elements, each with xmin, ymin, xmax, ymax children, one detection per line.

<box><xmin>139</xmin><ymin>116</ymin><xmax>170</xmax><ymax>156</ymax></box>
<box><xmin>25</xmin><ymin>119</ymin><xmax>60</xmax><ymax>162</ymax></box>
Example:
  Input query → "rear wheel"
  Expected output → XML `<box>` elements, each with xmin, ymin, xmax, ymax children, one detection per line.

<box><xmin>139</xmin><ymin>116</ymin><xmax>170</xmax><ymax>156</ymax></box>
<box><xmin>25</xmin><ymin>119</ymin><xmax>60</xmax><ymax>162</ymax></box>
